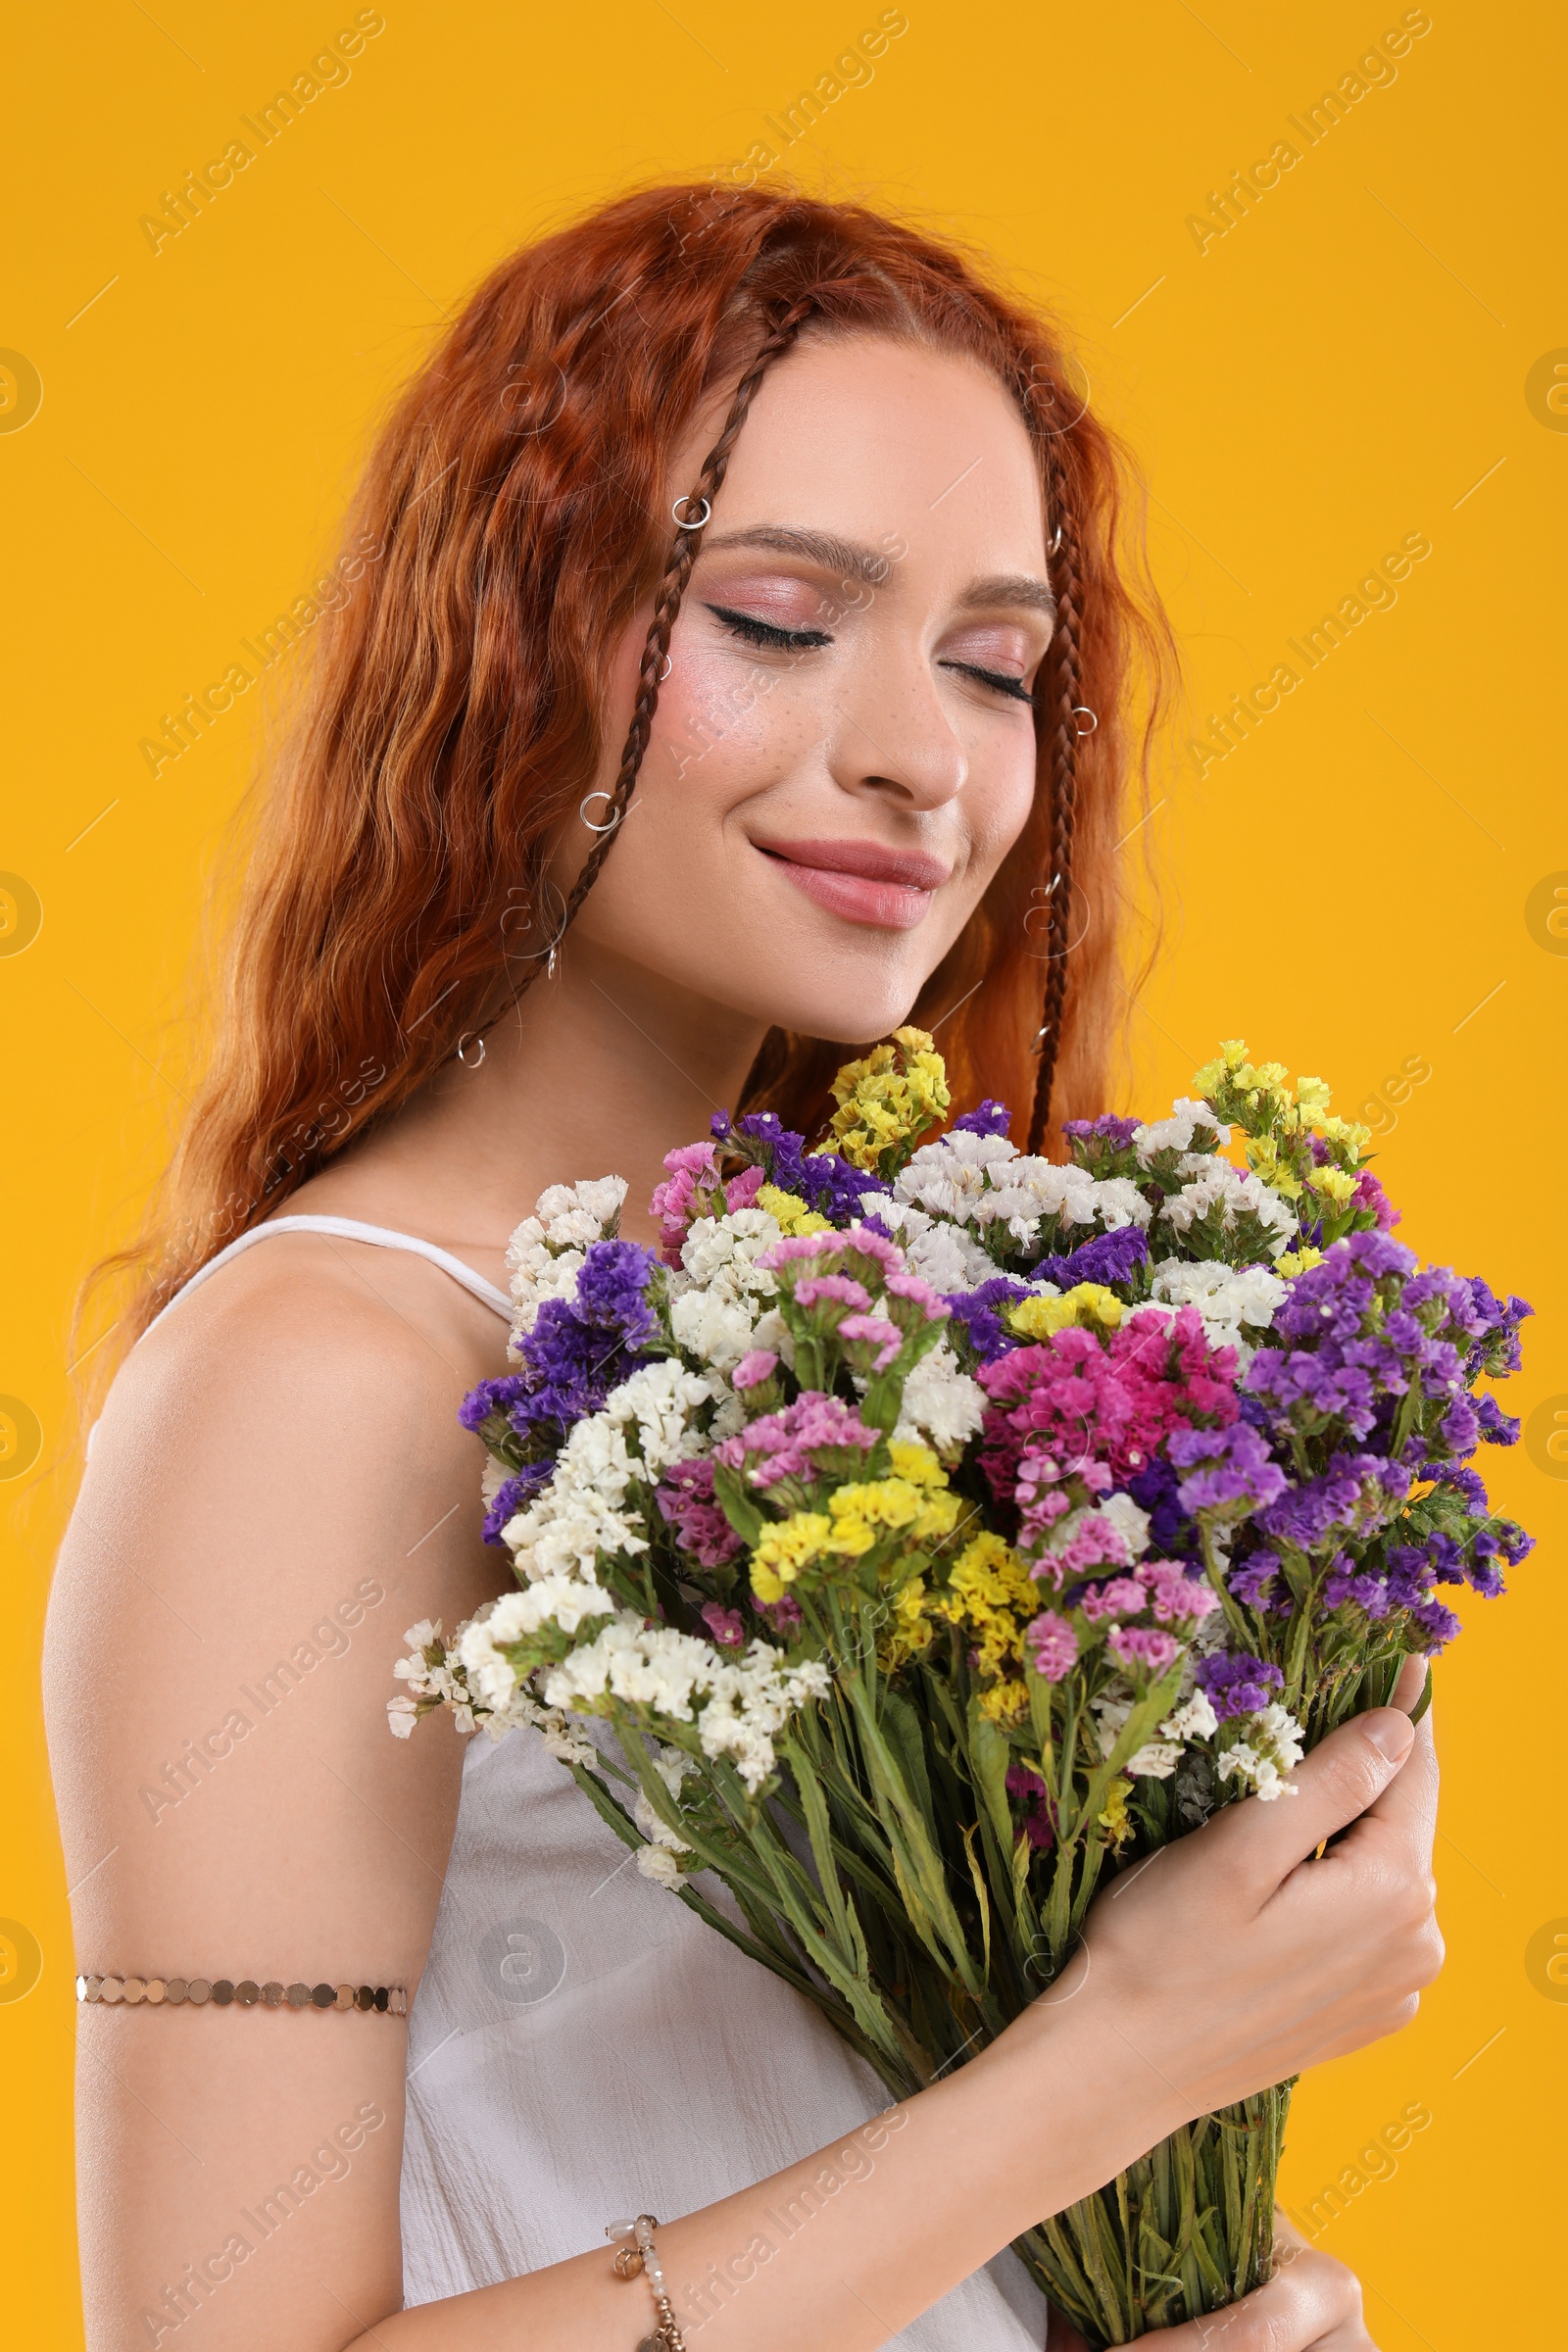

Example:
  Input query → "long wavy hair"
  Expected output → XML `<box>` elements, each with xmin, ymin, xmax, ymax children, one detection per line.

<box><xmin>89</xmin><ymin>181</ymin><xmax>1174</xmax><ymax>1372</ymax></box>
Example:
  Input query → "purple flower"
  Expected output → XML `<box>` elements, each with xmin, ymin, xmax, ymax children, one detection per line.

<box><xmin>1228</xmin><ymin>1548</ymin><xmax>1282</xmax><ymax>1608</ymax></box>
<box><xmin>459</xmin><ymin>1373</ymin><xmax>528</xmax><ymax>1434</ymax></box>
<box><xmin>480</xmin><ymin>1462</ymin><xmax>554</xmax><ymax>1544</ymax></box>
<box><xmin>944</xmin><ymin>1276</ymin><xmax>1030</xmax><ymax>1365</ymax></box>
<box><xmin>1256</xmin><ymin>1451</ymin><xmax>1408</xmax><ymax>1552</ymax></box>
<box><xmin>1168</xmin><ymin>1422</ymin><xmax>1288</xmax><ymax>1519</ymax></box>
<box><xmin>1195</xmin><ymin>1650</ymin><xmax>1284</xmax><ymax>1720</ymax></box>
<box><xmin>1037</xmin><ymin>1225</ymin><xmax>1150</xmax><ymax>1293</ymax></box>
<box><xmin>715</xmin><ymin>1110</ymin><xmax>886</xmax><ymax>1220</ymax></box>
<box><xmin>953</xmin><ymin>1099</ymin><xmax>1011</xmax><ymax>1139</ymax></box>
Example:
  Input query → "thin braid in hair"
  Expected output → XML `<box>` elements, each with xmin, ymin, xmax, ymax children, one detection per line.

<box><xmin>1026</xmin><ymin>433</ymin><xmax>1084</xmax><ymax>1154</ymax></box>
<box><xmin>467</xmin><ymin>294</ymin><xmax>817</xmax><ymax>1052</ymax></box>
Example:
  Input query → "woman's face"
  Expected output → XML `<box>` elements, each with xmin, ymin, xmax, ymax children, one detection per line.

<box><xmin>564</xmin><ymin>333</ymin><xmax>1054</xmax><ymax>1043</ymax></box>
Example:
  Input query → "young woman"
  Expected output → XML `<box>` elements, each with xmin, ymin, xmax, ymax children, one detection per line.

<box><xmin>46</xmin><ymin>186</ymin><xmax>1440</xmax><ymax>2351</ymax></box>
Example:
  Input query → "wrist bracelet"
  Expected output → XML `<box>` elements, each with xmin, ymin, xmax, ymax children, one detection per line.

<box><xmin>608</xmin><ymin>2214</ymin><xmax>688</xmax><ymax>2351</ymax></box>
<box><xmin>76</xmin><ymin>1975</ymin><xmax>408</xmax><ymax>2013</ymax></box>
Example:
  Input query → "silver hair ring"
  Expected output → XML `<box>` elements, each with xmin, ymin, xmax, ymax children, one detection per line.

<box><xmin>1049</xmin><ymin>523</ymin><xmax>1064</xmax><ymax>556</ymax></box>
<box><xmin>1072</xmin><ymin>707</ymin><xmax>1099</xmax><ymax>736</ymax></box>
<box><xmin>579</xmin><ymin>791</ymin><xmax>621</xmax><ymax>834</ymax></box>
<box><xmin>456</xmin><ymin>1032</ymin><xmax>487</xmax><ymax>1069</ymax></box>
<box><xmin>671</xmin><ymin>495</ymin><xmax>710</xmax><ymax>530</ymax></box>
<box><xmin>659</xmin><ymin>655</ymin><xmax>672</xmax><ymax>681</ymax></box>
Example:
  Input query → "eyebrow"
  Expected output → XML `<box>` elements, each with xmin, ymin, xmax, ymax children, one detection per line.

<box><xmin>700</xmin><ymin>524</ymin><xmax>1056</xmax><ymax>625</ymax></box>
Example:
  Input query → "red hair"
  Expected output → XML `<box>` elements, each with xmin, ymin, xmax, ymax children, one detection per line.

<box><xmin>96</xmin><ymin>182</ymin><xmax>1173</xmax><ymax>1361</ymax></box>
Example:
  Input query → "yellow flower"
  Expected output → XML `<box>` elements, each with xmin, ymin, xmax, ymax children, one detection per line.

<box><xmin>884</xmin><ymin>1577</ymin><xmax>934</xmax><ymax>1668</ymax></box>
<box><xmin>826</xmin><ymin>1475</ymin><xmax>959</xmax><ymax>1553</ymax></box>
<box><xmin>750</xmin><ymin>1511</ymin><xmax>832</xmax><ymax>1602</ymax></box>
<box><xmin>1275</xmin><ymin>1245</ymin><xmax>1325</xmax><ymax>1277</ymax></box>
<box><xmin>1309</xmin><ymin>1166</ymin><xmax>1359</xmax><ymax>1206</ymax></box>
<box><xmin>886</xmin><ymin>1440</ymin><xmax>946</xmax><ymax>1489</ymax></box>
<box><xmin>1244</xmin><ymin>1134</ymin><xmax>1303</xmax><ymax>1200</ymax></box>
<box><xmin>979</xmin><ymin>1679</ymin><xmax>1031</xmax><ymax>1726</ymax></box>
<box><xmin>756</xmin><ymin>1183</ymin><xmax>832</xmax><ymax>1238</ymax></box>
<box><xmin>1315</xmin><ymin>1112</ymin><xmax>1373</xmax><ymax>1156</ymax></box>
<box><xmin>1098</xmin><ymin>1777</ymin><xmax>1133</xmax><ymax>1845</ymax></box>
<box><xmin>1295</xmin><ymin>1075</ymin><xmax>1332</xmax><ymax>1115</ymax></box>
<box><xmin>828</xmin><ymin>1028</ymin><xmax>952</xmax><ymax>1173</ymax></box>
<box><xmin>929</xmin><ymin>1532</ymin><xmax>1038</xmax><ymax>1681</ymax></box>
<box><xmin>1007</xmin><ymin>1282</ymin><xmax>1124</xmax><ymax>1341</ymax></box>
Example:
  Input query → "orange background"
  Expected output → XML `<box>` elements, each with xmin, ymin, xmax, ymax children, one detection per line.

<box><xmin>4</xmin><ymin>2</ymin><xmax>1564</xmax><ymax>2342</ymax></box>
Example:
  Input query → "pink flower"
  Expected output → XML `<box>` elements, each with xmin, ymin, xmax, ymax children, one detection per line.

<box><xmin>884</xmin><ymin>1271</ymin><xmax>947</xmax><ymax>1321</ymax></box>
<box><xmin>1138</xmin><ymin>1563</ymin><xmax>1221</xmax><ymax>1625</ymax></box>
<box><xmin>794</xmin><ymin>1275</ymin><xmax>872</xmax><ymax>1312</ymax></box>
<box><xmin>1106</xmin><ymin>1625</ymin><xmax>1180</xmax><ymax>1676</ymax></box>
<box><xmin>714</xmin><ymin>1392</ymin><xmax>877</xmax><ymax>1487</ymax></box>
<box><xmin>838</xmin><ymin>1313</ymin><xmax>903</xmax><ymax>1372</ymax></box>
<box><xmin>725</xmin><ymin>1163</ymin><xmax>764</xmax><ymax>1214</ymax></box>
<box><xmin>731</xmin><ymin>1349</ymin><xmax>779</xmax><ymax>1393</ymax></box>
<box><xmin>759</xmin><ymin>1231</ymin><xmax>844</xmax><ymax>1273</ymax></box>
<box><xmin>1079</xmin><ymin>1577</ymin><xmax>1146</xmax><ymax>1621</ymax></box>
<box><xmin>841</xmin><ymin>1223</ymin><xmax>906</xmax><ymax>1278</ymax></box>
<box><xmin>701</xmin><ymin>1601</ymin><xmax>746</xmax><ymax>1648</ymax></box>
<box><xmin>648</xmin><ymin>1143</ymin><xmax>721</xmax><ymax>1265</ymax></box>
<box><xmin>1025</xmin><ymin>1611</ymin><xmax>1079</xmax><ymax>1680</ymax></box>
<box><xmin>759</xmin><ymin>1592</ymin><xmax>804</xmax><ymax>1633</ymax></box>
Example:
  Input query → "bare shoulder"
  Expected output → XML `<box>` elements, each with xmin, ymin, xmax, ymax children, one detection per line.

<box><xmin>45</xmin><ymin>1232</ymin><xmax>512</xmax><ymax>1980</ymax></box>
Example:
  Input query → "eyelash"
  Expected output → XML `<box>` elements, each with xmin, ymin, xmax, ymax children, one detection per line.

<box><xmin>705</xmin><ymin>603</ymin><xmax>1037</xmax><ymax>706</ymax></box>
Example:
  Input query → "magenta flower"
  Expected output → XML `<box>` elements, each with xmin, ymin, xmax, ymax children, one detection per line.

<box><xmin>701</xmin><ymin>1601</ymin><xmax>746</xmax><ymax>1648</ymax></box>
<box><xmin>656</xmin><ymin>1457</ymin><xmax>742</xmax><ymax>1567</ymax></box>
<box><xmin>731</xmin><ymin>1349</ymin><xmax>779</xmax><ymax>1392</ymax></box>
<box><xmin>1025</xmin><ymin>1611</ymin><xmax>1079</xmax><ymax>1680</ymax></box>
<box><xmin>714</xmin><ymin>1392</ymin><xmax>878</xmax><ymax>1488</ymax></box>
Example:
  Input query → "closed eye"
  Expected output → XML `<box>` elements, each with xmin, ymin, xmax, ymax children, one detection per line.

<box><xmin>941</xmin><ymin>660</ymin><xmax>1036</xmax><ymax>705</ymax></box>
<box><xmin>705</xmin><ymin>604</ymin><xmax>834</xmax><ymax>653</ymax></box>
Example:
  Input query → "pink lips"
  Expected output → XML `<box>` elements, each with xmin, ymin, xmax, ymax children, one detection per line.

<box><xmin>753</xmin><ymin>837</ymin><xmax>951</xmax><ymax>930</ymax></box>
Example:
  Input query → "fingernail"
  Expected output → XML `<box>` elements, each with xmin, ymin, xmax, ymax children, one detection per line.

<box><xmin>1364</xmin><ymin>1710</ymin><xmax>1415</xmax><ymax>1760</ymax></box>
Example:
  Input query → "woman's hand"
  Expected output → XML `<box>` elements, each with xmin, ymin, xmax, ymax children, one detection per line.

<box><xmin>1047</xmin><ymin>2215</ymin><xmax>1378</xmax><ymax>2348</ymax></box>
<box><xmin>1027</xmin><ymin>1658</ymin><xmax>1440</xmax><ymax>2127</ymax></box>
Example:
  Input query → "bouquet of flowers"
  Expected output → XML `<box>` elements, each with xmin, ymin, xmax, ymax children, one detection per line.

<box><xmin>391</xmin><ymin>1031</ymin><xmax>1532</xmax><ymax>2345</ymax></box>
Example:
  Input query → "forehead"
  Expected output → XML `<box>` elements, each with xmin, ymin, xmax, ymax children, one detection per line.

<box><xmin>677</xmin><ymin>333</ymin><xmax>1050</xmax><ymax>579</ymax></box>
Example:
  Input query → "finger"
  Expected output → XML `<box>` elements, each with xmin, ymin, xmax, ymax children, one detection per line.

<box><xmin>1196</xmin><ymin>1708</ymin><xmax>1416</xmax><ymax>1903</ymax></box>
<box><xmin>1139</xmin><ymin>2226</ymin><xmax>1370</xmax><ymax>2348</ymax></box>
<box><xmin>1390</xmin><ymin>1652</ymin><xmax>1428</xmax><ymax>1713</ymax></box>
<box><xmin>1306</xmin><ymin>1703</ymin><xmax>1438</xmax><ymax>1892</ymax></box>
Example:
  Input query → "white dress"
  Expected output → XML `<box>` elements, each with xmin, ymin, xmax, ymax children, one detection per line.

<box><xmin>142</xmin><ymin>1220</ymin><xmax>1052</xmax><ymax>2349</ymax></box>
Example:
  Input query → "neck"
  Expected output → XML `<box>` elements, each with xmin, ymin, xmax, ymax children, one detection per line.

<box><xmin>315</xmin><ymin>938</ymin><xmax>770</xmax><ymax>1255</ymax></box>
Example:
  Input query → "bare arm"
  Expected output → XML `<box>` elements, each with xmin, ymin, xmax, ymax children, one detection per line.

<box><xmin>46</xmin><ymin>1248</ymin><xmax>1438</xmax><ymax>2352</ymax></box>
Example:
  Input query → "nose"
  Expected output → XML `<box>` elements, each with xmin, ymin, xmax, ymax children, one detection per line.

<box><xmin>825</xmin><ymin>644</ymin><xmax>969</xmax><ymax>813</ymax></box>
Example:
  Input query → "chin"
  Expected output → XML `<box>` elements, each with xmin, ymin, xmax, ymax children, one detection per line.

<box><xmin>728</xmin><ymin>969</ymin><xmax>927</xmax><ymax>1047</ymax></box>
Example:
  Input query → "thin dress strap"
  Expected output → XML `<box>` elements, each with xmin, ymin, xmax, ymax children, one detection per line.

<box><xmin>138</xmin><ymin>1215</ymin><xmax>513</xmax><ymax>1345</ymax></box>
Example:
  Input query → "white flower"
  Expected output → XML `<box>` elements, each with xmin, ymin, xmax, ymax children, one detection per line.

<box><xmin>505</xmin><ymin>1177</ymin><xmax>628</xmax><ymax>1343</ymax></box>
<box><xmin>636</xmin><ymin>1845</ymin><xmax>684</xmax><ymax>1887</ymax></box>
<box><xmin>874</xmin><ymin>1200</ymin><xmax>996</xmax><ymax>1292</ymax></box>
<box><xmin>1149</xmin><ymin>1257</ymin><xmax>1289</xmax><ymax>1354</ymax></box>
<box><xmin>1089</xmin><ymin>1177</ymin><xmax>1154</xmax><ymax>1232</ymax></box>
<box><xmin>1217</xmin><ymin>1702</ymin><xmax>1305</xmax><ymax>1800</ymax></box>
<box><xmin>387</xmin><ymin>1694</ymin><xmax>419</xmax><ymax>1739</ymax></box>
<box><xmin>1133</xmin><ymin>1099</ymin><xmax>1232</xmax><ymax>1162</ymax></box>
<box><xmin>892</xmin><ymin>1345</ymin><xmax>987</xmax><ymax>1453</ymax></box>
<box><xmin>1160</xmin><ymin>1690</ymin><xmax>1219</xmax><ymax>1743</ymax></box>
<box><xmin>669</xmin><ymin>1285</ymin><xmax>760</xmax><ymax>1372</ymax></box>
<box><xmin>679</xmin><ymin>1207</ymin><xmax>782</xmax><ymax>1298</ymax></box>
<box><xmin>1090</xmin><ymin>1694</ymin><xmax>1180</xmax><ymax>1779</ymax></box>
<box><xmin>1158</xmin><ymin>1160</ymin><xmax>1296</xmax><ymax>1258</ymax></box>
<box><xmin>632</xmin><ymin>1788</ymin><xmax>692</xmax><ymax>1855</ymax></box>
<box><xmin>894</xmin><ymin>1131</ymin><xmax>1019</xmax><ymax>1220</ymax></box>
